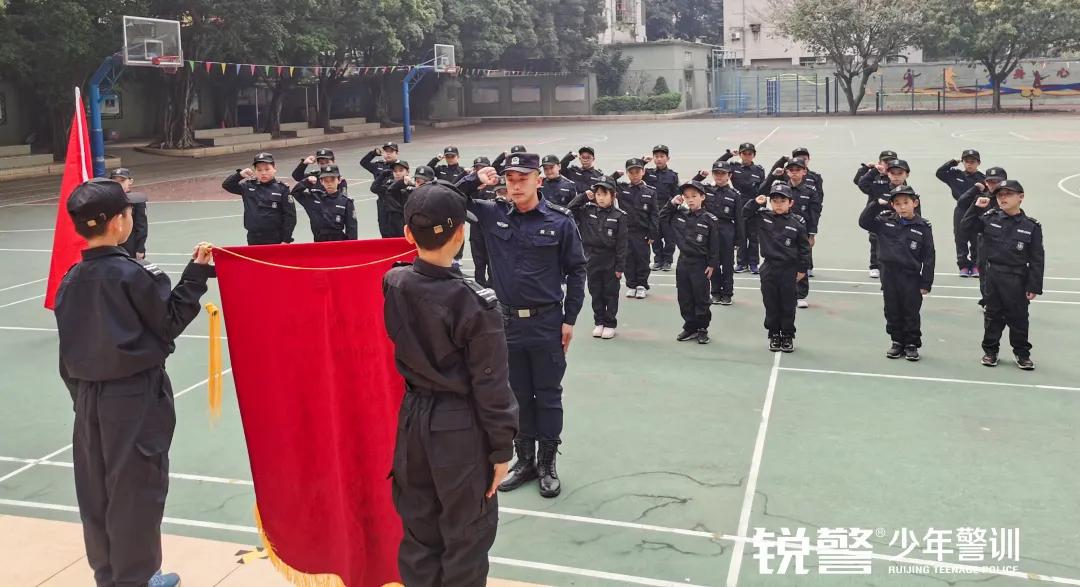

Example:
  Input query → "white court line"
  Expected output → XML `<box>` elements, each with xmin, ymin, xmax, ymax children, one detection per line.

<box><xmin>1058</xmin><ymin>173</ymin><xmax>1080</xmax><ymax>200</ymax></box>
<box><xmin>0</xmin><ymin>326</ymin><xmax>224</xmax><ymax>341</ymax></box>
<box><xmin>0</xmin><ymin>294</ymin><xmax>45</xmax><ymax>309</ymax></box>
<box><xmin>18</xmin><ymin>199</ymin><xmax>239</xmax><ymax>206</ymax></box>
<box><xmin>725</xmin><ymin>352</ymin><xmax>781</xmax><ymax>587</ymax></box>
<box><xmin>0</xmin><ymin>372</ymin><xmax>230</xmax><ymax>486</ymax></box>
<box><xmin>646</xmin><ymin>284</ymin><xmax>1080</xmax><ymax>305</ymax></box>
<box><xmin>646</xmin><ymin>275</ymin><xmax>1080</xmax><ymax>295</ymax></box>
<box><xmin>1009</xmin><ymin>131</ymin><xmax>1033</xmax><ymax>141</ymax></box>
<box><xmin>489</xmin><ymin>557</ymin><xmax>708</xmax><ymax>587</ymax></box>
<box><xmin>848</xmin><ymin>129</ymin><xmax>858</xmax><ymax>147</ymax></box>
<box><xmin>0</xmin><ymin>214</ymin><xmax>242</xmax><ymax>233</ymax></box>
<box><xmin>0</xmin><ymin>499</ymin><xmax>259</xmax><ymax>534</ymax></box>
<box><xmin>0</xmin><ymin>456</ymin><xmax>254</xmax><ymax>486</ymax></box>
<box><xmin>0</xmin><ymin>278</ymin><xmax>46</xmax><ymax>293</ymax></box>
<box><xmin>756</xmin><ymin>126</ymin><xmax>780</xmax><ymax>146</ymax></box>
<box><xmin>779</xmin><ymin>367</ymin><xmax>1080</xmax><ymax>393</ymax></box>
<box><xmin>812</xmin><ymin>267</ymin><xmax>1080</xmax><ymax>282</ymax></box>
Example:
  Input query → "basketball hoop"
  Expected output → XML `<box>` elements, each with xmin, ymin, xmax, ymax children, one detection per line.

<box><xmin>152</xmin><ymin>55</ymin><xmax>181</xmax><ymax>75</ymax></box>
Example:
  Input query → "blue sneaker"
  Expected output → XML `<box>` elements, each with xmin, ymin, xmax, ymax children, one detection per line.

<box><xmin>149</xmin><ymin>571</ymin><xmax>181</xmax><ymax>587</ymax></box>
<box><xmin>959</xmin><ymin>267</ymin><xmax>972</xmax><ymax>278</ymax></box>
<box><xmin>734</xmin><ymin>264</ymin><xmax>748</xmax><ymax>273</ymax></box>
<box><xmin>750</xmin><ymin>263</ymin><xmax>760</xmax><ymax>275</ymax></box>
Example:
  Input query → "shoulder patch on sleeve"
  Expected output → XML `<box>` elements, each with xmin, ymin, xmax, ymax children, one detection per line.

<box><xmin>464</xmin><ymin>279</ymin><xmax>499</xmax><ymax>309</ymax></box>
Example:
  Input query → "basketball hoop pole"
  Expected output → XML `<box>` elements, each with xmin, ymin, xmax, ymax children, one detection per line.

<box><xmin>402</xmin><ymin>65</ymin><xmax>434</xmax><ymax>143</ymax></box>
<box><xmin>87</xmin><ymin>54</ymin><xmax>123</xmax><ymax>177</ymax></box>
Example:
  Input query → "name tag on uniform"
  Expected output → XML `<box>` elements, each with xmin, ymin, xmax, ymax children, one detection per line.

<box><xmin>561</xmin><ymin>188</ymin><xmax>570</xmax><ymax>192</ymax></box>
<box><xmin>336</xmin><ymin>204</ymin><xmax>346</xmax><ymax>209</ymax></box>
<box><xmin>909</xmin><ymin>228</ymin><xmax>923</xmax><ymax>236</ymax></box>
<box><xmin>990</xmin><ymin>223</ymin><xmax>1002</xmax><ymax>228</ymax></box>
<box><xmin>1017</xmin><ymin>228</ymin><xmax>1031</xmax><ymax>235</ymax></box>
<box><xmin>676</xmin><ymin>217</ymin><xmax>686</xmax><ymax>223</ymax></box>
<box><xmin>588</xmin><ymin>214</ymin><xmax>598</xmax><ymax>219</ymax></box>
<box><xmin>497</xmin><ymin>221</ymin><xmax>509</xmax><ymax>228</ymax></box>
<box><xmin>784</xmin><ymin>225</ymin><xmax>798</xmax><ymax>233</ymax></box>
<box><xmin>539</xmin><ymin>228</ymin><xmax>556</xmax><ymax>236</ymax></box>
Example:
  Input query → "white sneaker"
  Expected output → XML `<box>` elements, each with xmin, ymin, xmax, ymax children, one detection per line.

<box><xmin>592</xmin><ymin>325</ymin><xmax>604</xmax><ymax>338</ymax></box>
<box><xmin>626</xmin><ymin>288</ymin><xmax>637</xmax><ymax>298</ymax></box>
<box><xmin>869</xmin><ymin>268</ymin><xmax>880</xmax><ymax>278</ymax></box>
<box><xmin>797</xmin><ymin>299</ymin><xmax>809</xmax><ymax>308</ymax></box>
<box><xmin>601</xmin><ymin>327</ymin><xmax>616</xmax><ymax>339</ymax></box>
<box><xmin>635</xmin><ymin>287</ymin><xmax>647</xmax><ymax>299</ymax></box>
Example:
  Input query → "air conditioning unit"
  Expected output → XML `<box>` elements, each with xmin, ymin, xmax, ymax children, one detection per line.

<box><xmin>731</xmin><ymin>30</ymin><xmax>742</xmax><ymax>41</ymax></box>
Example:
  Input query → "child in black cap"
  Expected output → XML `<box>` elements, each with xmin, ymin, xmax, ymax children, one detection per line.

<box><xmin>567</xmin><ymin>177</ymin><xmax>628</xmax><ymax>339</ymax></box>
<box><xmin>55</xmin><ymin>178</ymin><xmax>215</xmax><ymax>587</ymax></box>
<box><xmin>661</xmin><ymin>181</ymin><xmax>722</xmax><ymax>344</ymax></box>
<box><xmin>936</xmin><ymin>149</ymin><xmax>985</xmax><ymax>277</ymax></box>
<box><xmin>383</xmin><ymin>181</ymin><xmax>518</xmax><ymax>585</ymax></box>
<box><xmin>222</xmin><ymin>152</ymin><xmax>296</xmax><ymax>245</ymax></box>
<box><xmin>292</xmin><ymin>148</ymin><xmax>348</xmax><ymax>192</ymax></box>
<box><xmin>859</xmin><ymin>185</ymin><xmax>936</xmax><ymax>361</ymax></box>
<box><xmin>290</xmin><ymin>164</ymin><xmax>358</xmax><ymax>241</ymax></box>
<box><xmin>109</xmin><ymin>167</ymin><xmax>148</xmax><ymax>260</ymax></box>
<box><xmin>744</xmin><ymin>183</ymin><xmax>811</xmax><ymax>352</ymax></box>
<box><xmin>429</xmin><ymin>145</ymin><xmax>468</xmax><ymax>183</ymax></box>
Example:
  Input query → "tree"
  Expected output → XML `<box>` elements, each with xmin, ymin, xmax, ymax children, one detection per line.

<box><xmin>594</xmin><ymin>47</ymin><xmax>632</xmax><ymax>96</ymax></box>
<box><xmin>921</xmin><ymin>0</ymin><xmax>1080</xmax><ymax>111</ymax></box>
<box><xmin>645</xmin><ymin>0</ymin><xmax>725</xmax><ymax>45</ymax></box>
<box><xmin>768</xmin><ymin>0</ymin><xmax>926</xmax><ymax>114</ymax></box>
<box><xmin>653</xmin><ymin>76</ymin><xmax>670</xmax><ymax>95</ymax></box>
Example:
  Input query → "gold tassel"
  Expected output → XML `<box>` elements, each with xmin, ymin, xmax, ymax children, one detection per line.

<box><xmin>253</xmin><ymin>505</ymin><xmax>347</xmax><ymax>587</ymax></box>
<box><xmin>205</xmin><ymin>303</ymin><xmax>223</xmax><ymax>421</ymax></box>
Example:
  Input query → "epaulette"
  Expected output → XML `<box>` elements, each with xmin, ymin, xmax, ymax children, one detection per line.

<box><xmin>129</xmin><ymin>257</ymin><xmax>166</xmax><ymax>278</ymax></box>
<box><xmin>464</xmin><ymin>279</ymin><xmax>499</xmax><ymax>309</ymax></box>
<box><xmin>546</xmin><ymin>202</ymin><xmax>573</xmax><ymax>216</ymax></box>
<box><xmin>793</xmin><ymin>213</ymin><xmax>807</xmax><ymax>224</ymax></box>
<box><xmin>703</xmin><ymin>211</ymin><xmax>720</xmax><ymax>222</ymax></box>
<box><xmin>391</xmin><ymin>261</ymin><xmax>411</xmax><ymax>268</ymax></box>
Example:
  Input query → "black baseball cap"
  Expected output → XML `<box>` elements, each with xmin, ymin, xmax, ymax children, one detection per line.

<box><xmin>510</xmin><ymin>145</ymin><xmax>527</xmax><ymax>154</ymax></box>
<box><xmin>253</xmin><ymin>152</ymin><xmax>275</xmax><ymax>165</ymax></box>
<box><xmin>679</xmin><ymin>180</ymin><xmax>707</xmax><ymax>195</ymax></box>
<box><xmin>578</xmin><ymin>146</ymin><xmax>595</xmax><ymax>156</ymax></box>
<box><xmin>769</xmin><ymin>182</ymin><xmax>794</xmax><ymax>199</ymax></box>
<box><xmin>67</xmin><ymin>178</ymin><xmax>147</xmax><ymax>226</ymax></box>
<box><xmin>315</xmin><ymin>148</ymin><xmax>335</xmax><ymax>160</ymax></box>
<box><xmin>382</xmin><ymin>142</ymin><xmax>400</xmax><ymax>152</ymax></box>
<box><xmin>473</xmin><ymin>156</ymin><xmax>490</xmax><ymax>167</ymax></box>
<box><xmin>652</xmin><ymin>144</ymin><xmax>670</xmax><ymax>155</ymax></box>
<box><xmin>317</xmin><ymin>164</ymin><xmax>341</xmax><ymax>178</ymax></box>
<box><xmin>887</xmin><ymin>159</ymin><xmax>911</xmax><ymax>173</ymax></box>
<box><xmin>792</xmin><ymin>147</ymin><xmax>810</xmax><ymax>158</ymax></box>
<box><xmin>392</xmin><ymin>160</ymin><xmax>410</xmax><ymax>170</ymax></box>
<box><xmin>443</xmin><ymin>145</ymin><xmax>459</xmax><ymax>155</ymax></box>
<box><xmin>712</xmin><ymin>160</ymin><xmax>733</xmax><ymax>173</ymax></box>
<box><xmin>109</xmin><ymin>167</ymin><xmax>132</xmax><ymax>179</ymax></box>
<box><xmin>985</xmin><ymin>167</ymin><xmax>1008</xmax><ymax>181</ymax></box>
<box><xmin>785</xmin><ymin>157</ymin><xmax>808</xmax><ymax>170</ymax></box>
<box><xmin>738</xmin><ymin>142</ymin><xmax>756</xmax><ymax>153</ymax></box>
<box><xmin>541</xmin><ymin>155</ymin><xmax>561</xmax><ymax>167</ymax></box>
<box><xmin>961</xmin><ymin>149</ymin><xmax>981</xmax><ymax>161</ymax></box>
<box><xmin>405</xmin><ymin>183</ymin><xmax>477</xmax><ymax>233</ymax></box>
<box><xmin>414</xmin><ymin>165</ymin><xmax>436</xmax><ymax>181</ymax></box>
<box><xmin>993</xmin><ymin>179</ymin><xmax>1024</xmax><ymax>194</ymax></box>
<box><xmin>503</xmin><ymin>153</ymin><xmax>540</xmax><ymax>174</ymax></box>
<box><xmin>887</xmin><ymin>185</ymin><xmax>919</xmax><ymax>200</ymax></box>
<box><xmin>592</xmin><ymin>178</ymin><xmax>617</xmax><ymax>193</ymax></box>
<box><xmin>878</xmin><ymin>150</ymin><xmax>898</xmax><ymax>161</ymax></box>
<box><xmin>625</xmin><ymin>158</ymin><xmax>646</xmax><ymax>170</ymax></box>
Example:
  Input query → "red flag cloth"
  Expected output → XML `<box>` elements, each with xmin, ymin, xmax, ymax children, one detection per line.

<box><xmin>44</xmin><ymin>87</ymin><xmax>92</xmax><ymax>310</ymax></box>
<box><xmin>215</xmin><ymin>239</ymin><xmax>415</xmax><ymax>587</ymax></box>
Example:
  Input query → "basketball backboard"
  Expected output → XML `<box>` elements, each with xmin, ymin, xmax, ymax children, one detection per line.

<box><xmin>434</xmin><ymin>44</ymin><xmax>456</xmax><ymax>73</ymax></box>
<box><xmin>123</xmin><ymin>16</ymin><xmax>182</xmax><ymax>68</ymax></box>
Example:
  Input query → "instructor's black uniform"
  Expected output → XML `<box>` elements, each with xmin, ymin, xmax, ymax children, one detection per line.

<box><xmin>56</xmin><ymin>247</ymin><xmax>213</xmax><ymax>587</ymax></box>
<box><xmin>383</xmin><ymin>256</ymin><xmax>518</xmax><ymax>587</ymax></box>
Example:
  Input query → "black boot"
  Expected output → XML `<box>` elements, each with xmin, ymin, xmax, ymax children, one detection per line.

<box><xmin>537</xmin><ymin>440</ymin><xmax>562</xmax><ymax>498</ymax></box>
<box><xmin>498</xmin><ymin>439</ymin><xmax>538</xmax><ymax>492</ymax></box>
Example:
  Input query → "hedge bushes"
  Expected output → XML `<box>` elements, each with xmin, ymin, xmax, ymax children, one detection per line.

<box><xmin>594</xmin><ymin>92</ymin><xmax>682</xmax><ymax>114</ymax></box>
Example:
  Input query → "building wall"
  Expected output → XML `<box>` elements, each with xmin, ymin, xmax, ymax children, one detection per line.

<box><xmin>613</xmin><ymin>41</ymin><xmax>714</xmax><ymax>111</ymax></box>
<box><xmin>599</xmin><ymin>0</ymin><xmax>646</xmax><ymax>44</ymax></box>
<box><xmin>463</xmin><ymin>75</ymin><xmax>596</xmax><ymax>117</ymax></box>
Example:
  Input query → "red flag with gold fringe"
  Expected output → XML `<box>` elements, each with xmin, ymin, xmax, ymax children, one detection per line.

<box><xmin>213</xmin><ymin>239</ymin><xmax>414</xmax><ymax>586</ymax></box>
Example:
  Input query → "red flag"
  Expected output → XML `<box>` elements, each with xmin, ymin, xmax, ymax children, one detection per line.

<box><xmin>214</xmin><ymin>239</ymin><xmax>414</xmax><ymax>586</ymax></box>
<box><xmin>44</xmin><ymin>87</ymin><xmax>92</xmax><ymax>310</ymax></box>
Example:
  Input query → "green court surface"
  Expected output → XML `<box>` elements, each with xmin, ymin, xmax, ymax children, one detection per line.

<box><xmin>2</xmin><ymin>114</ymin><xmax>1080</xmax><ymax>586</ymax></box>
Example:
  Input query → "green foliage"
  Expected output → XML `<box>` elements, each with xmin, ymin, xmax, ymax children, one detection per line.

<box><xmin>594</xmin><ymin>47</ymin><xmax>633</xmax><ymax>96</ymax></box>
<box><xmin>652</xmin><ymin>76</ymin><xmax>670</xmax><ymax>95</ymax></box>
<box><xmin>594</xmin><ymin>92</ymin><xmax>681</xmax><ymax>113</ymax></box>
<box><xmin>645</xmin><ymin>0</ymin><xmax>724</xmax><ymax>44</ymax></box>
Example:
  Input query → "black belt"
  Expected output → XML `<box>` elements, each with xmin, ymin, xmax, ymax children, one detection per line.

<box><xmin>501</xmin><ymin>302</ymin><xmax>560</xmax><ymax>319</ymax></box>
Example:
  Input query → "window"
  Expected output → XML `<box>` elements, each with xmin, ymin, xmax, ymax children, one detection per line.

<box><xmin>684</xmin><ymin>51</ymin><xmax>693</xmax><ymax>66</ymax></box>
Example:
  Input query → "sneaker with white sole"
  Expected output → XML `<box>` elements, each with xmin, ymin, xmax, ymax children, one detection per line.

<box><xmin>869</xmin><ymin>268</ymin><xmax>880</xmax><ymax>278</ymax></box>
<box><xmin>149</xmin><ymin>571</ymin><xmax>181</xmax><ymax>587</ymax></box>
<box><xmin>601</xmin><ymin>327</ymin><xmax>616</xmax><ymax>339</ymax></box>
<box><xmin>635</xmin><ymin>287</ymin><xmax>647</xmax><ymax>299</ymax></box>
<box><xmin>797</xmin><ymin>299</ymin><xmax>809</xmax><ymax>309</ymax></box>
<box><xmin>626</xmin><ymin>288</ymin><xmax>637</xmax><ymax>298</ymax></box>
<box><xmin>592</xmin><ymin>325</ymin><xmax>604</xmax><ymax>338</ymax></box>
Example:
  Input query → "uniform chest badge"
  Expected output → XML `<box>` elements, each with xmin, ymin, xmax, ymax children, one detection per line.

<box><xmin>607</xmin><ymin>228</ymin><xmax>614</xmax><ymax>237</ymax></box>
<box><xmin>696</xmin><ymin>234</ymin><xmax>704</xmax><ymax>242</ymax></box>
<box><xmin>910</xmin><ymin>241</ymin><xmax>918</xmax><ymax>250</ymax></box>
<box><xmin>784</xmin><ymin>237</ymin><xmax>792</xmax><ymax>246</ymax></box>
<box><xmin>335</xmin><ymin>215</ymin><xmax>342</xmax><ymax>223</ymax></box>
<box><xmin>1017</xmin><ymin>241</ymin><xmax>1025</xmax><ymax>251</ymax></box>
<box><xmin>723</xmin><ymin>206</ymin><xmax>730</xmax><ymax>214</ymax></box>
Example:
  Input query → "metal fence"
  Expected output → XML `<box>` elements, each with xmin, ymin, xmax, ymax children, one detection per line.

<box><xmin>712</xmin><ymin>65</ymin><xmax>1080</xmax><ymax>115</ymax></box>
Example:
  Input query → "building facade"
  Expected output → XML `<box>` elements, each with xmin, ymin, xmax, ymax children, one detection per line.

<box><xmin>599</xmin><ymin>0</ymin><xmax>647</xmax><ymax>44</ymax></box>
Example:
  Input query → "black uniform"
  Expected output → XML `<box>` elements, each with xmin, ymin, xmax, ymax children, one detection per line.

<box><xmin>291</xmin><ymin>161</ymin><xmax>349</xmax><ymax>191</ymax></box>
<box><xmin>956</xmin><ymin>183</ymin><xmax>998</xmax><ymax>302</ymax></box>
<box><xmin>559</xmin><ymin>153</ymin><xmax>605</xmax><ymax>194</ymax></box>
<box><xmin>360</xmin><ymin>150</ymin><xmax>396</xmax><ymax>238</ymax></box>
<box><xmin>56</xmin><ymin>248</ymin><xmax>213</xmax><ymax>587</ymax></box>
<box><xmin>121</xmin><ymin>201</ymin><xmax>148</xmax><ymax>259</ymax></box>
<box><xmin>385</xmin><ymin>180</ymin><xmax>421</xmax><ymax>237</ymax></box>
<box><xmin>567</xmin><ymin>194</ymin><xmax>628</xmax><ymax>328</ymax></box>
<box><xmin>961</xmin><ymin>201</ymin><xmax>1044</xmax><ymax>359</ymax></box>
<box><xmin>720</xmin><ymin>152</ymin><xmax>766</xmax><ymax>267</ymax></box>
<box><xmin>661</xmin><ymin>202</ymin><xmax>721</xmax><ymax>334</ymax></box>
<box><xmin>615</xmin><ymin>180</ymin><xmax>660</xmax><ymax>291</ymax></box>
<box><xmin>936</xmin><ymin>160</ymin><xmax>985</xmax><ymax>270</ymax></box>
<box><xmin>540</xmin><ymin>175</ymin><xmax>579</xmax><ymax>207</ymax></box>
<box><xmin>759</xmin><ymin>176</ymin><xmax>820</xmax><ymax>300</ymax></box>
<box><xmin>290</xmin><ymin>182</ymin><xmax>358</xmax><ymax>241</ymax></box>
<box><xmin>428</xmin><ymin>157</ymin><xmax>468</xmax><ymax>184</ymax></box>
<box><xmin>222</xmin><ymin>172</ymin><xmax>296</xmax><ymax>245</ymax></box>
<box><xmin>383</xmin><ymin>258</ymin><xmax>518</xmax><ymax>586</ymax></box>
<box><xmin>858</xmin><ymin>204</ymin><xmax>936</xmax><ymax>348</ymax></box>
<box><xmin>699</xmin><ymin>181</ymin><xmax>739</xmax><ymax>298</ymax></box>
<box><xmin>744</xmin><ymin>199</ymin><xmax>811</xmax><ymax>338</ymax></box>
<box><xmin>855</xmin><ymin>167</ymin><xmax>893</xmax><ymax>270</ymax></box>
<box><xmin>469</xmin><ymin>186</ymin><xmax>499</xmax><ymax>287</ymax></box>
<box><xmin>646</xmin><ymin>166</ymin><xmax>680</xmax><ymax>266</ymax></box>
